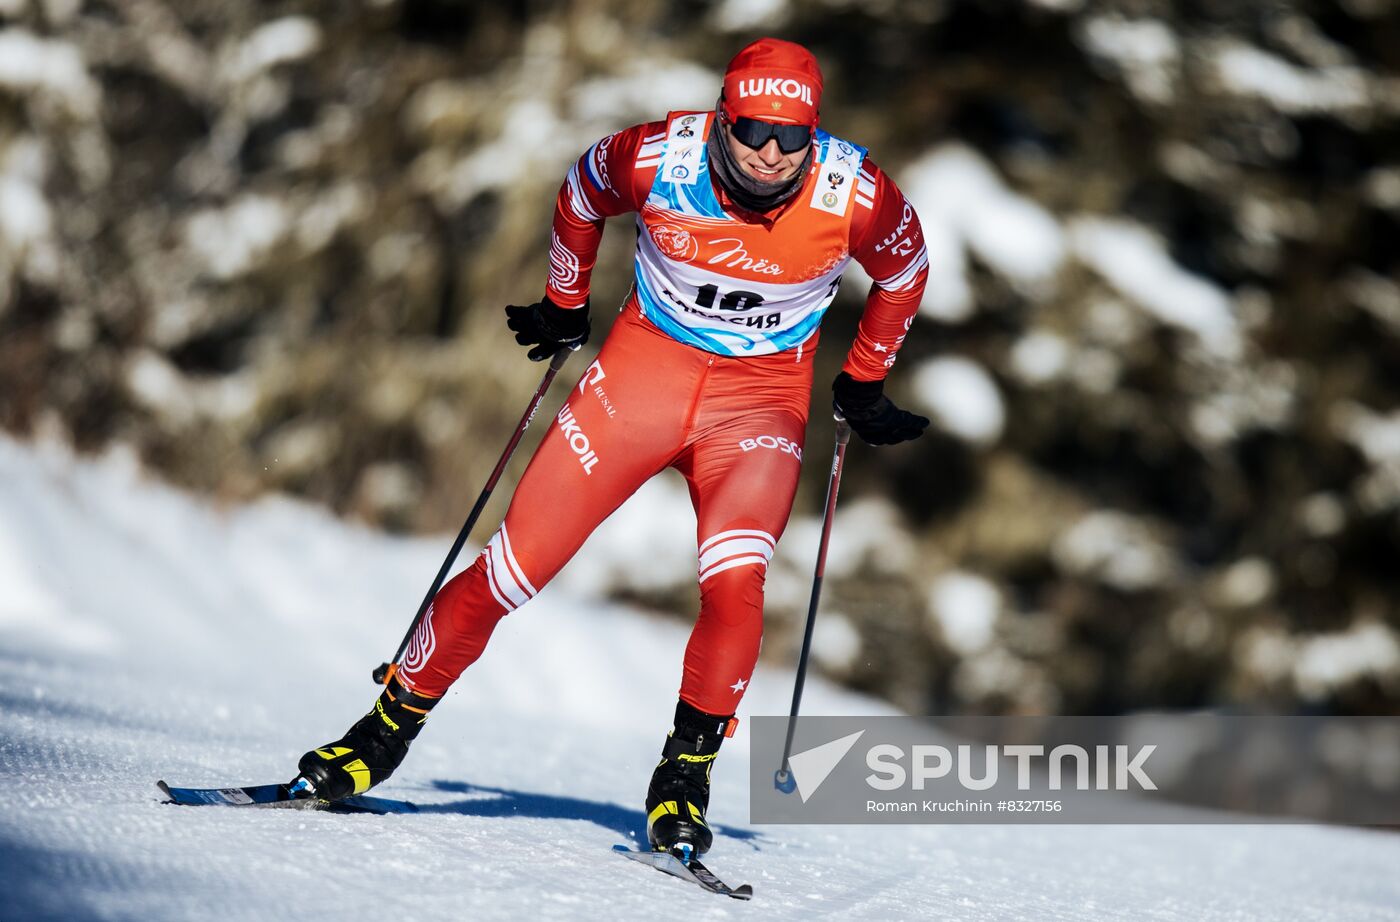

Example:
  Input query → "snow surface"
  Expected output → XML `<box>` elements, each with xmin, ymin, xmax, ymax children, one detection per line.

<box><xmin>900</xmin><ymin>144</ymin><xmax>1066</xmax><ymax>322</ymax></box>
<box><xmin>1009</xmin><ymin>329</ymin><xmax>1072</xmax><ymax>385</ymax></box>
<box><xmin>1068</xmin><ymin>216</ymin><xmax>1240</xmax><ymax>359</ymax></box>
<box><xmin>928</xmin><ymin>572</ymin><xmax>1001</xmax><ymax>656</ymax></box>
<box><xmin>1077</xmin><ymin>16</ymin><xmax>1180</xmax><ymax>104</ymax></box>
<box><xmin>1212</xmin><ymin>41</ymin><xmax>1369</xmax><ymax>116</ymax></box>
<box><xmin>3</xmin><ymin>433</ymin><xmax>1400</xmax><ymax>920</ymax></box>
<box><xmin>0</xmin><ymin>28</ymin><xmax>101</xmax><ymax>118</ymax></box>
<box><xmin>710</xmin><ymin>0</ymin><xmax>790</xmax><ymax>32</ymax></box>
<box><xmin>183</xmin><ymin>195</ymin><xmax>291</xmax><ymax>279</ymax></box>
<box><xmin>1052</xmin><ymin>509</ymin><xmax>1175</xmax><ymax>592</ymax></box>
<box><xmin>910</xmin><ymin>356</ymin><xmax>1007</xmax><ymax>446</ymax></box>
<box><xmin>225</xmin><ymin>17</ymin><xmax>322</xmax><ymax>84</ymax></box>
<box><xmin>0</xmin><ymin>173</ymin><xmax>50</xmax><ymax>250</ymax></box>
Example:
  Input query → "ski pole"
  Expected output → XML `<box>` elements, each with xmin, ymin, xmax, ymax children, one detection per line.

<box><xmin>371</xmin><ymin>348</ymin><xmax>573</xmax><ymax>686</ymax></box>
<box><xmin>774</xmin><ymin>412</ymin><xmax>852</xmax><ymax>793</ymax></box>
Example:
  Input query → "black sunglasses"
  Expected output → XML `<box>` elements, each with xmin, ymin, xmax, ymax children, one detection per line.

<box><xmin>728</xmin><ymin>116</ymin><xmax>813</xmax><ymax>154</ymax></box>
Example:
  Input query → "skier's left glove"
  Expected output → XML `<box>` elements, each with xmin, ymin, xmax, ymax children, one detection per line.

<box><xmin>832</xmin><ymin>371</ymin><xmax>929</xmax><ymax>446</ymax></box>
<box><xmin>505</xmin><ymin>296</ymin><xmax>590</xmax><ymax>362</ymax></box>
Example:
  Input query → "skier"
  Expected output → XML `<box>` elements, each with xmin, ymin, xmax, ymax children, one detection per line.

<box><xmin>296</xmin><ymin>37</ymin><xmax>930</xmax><ymax>859</ymax></box>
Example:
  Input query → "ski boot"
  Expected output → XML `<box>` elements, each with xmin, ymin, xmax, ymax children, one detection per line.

<box><xmin>645</xmin><ymin>700</ymin><xmax>736</xmax><ymax>861</ymax></box>
<box><xmin>294</xmin><ymin>671</ymin><xmax>439</xmax><ymax>801</ymax></box>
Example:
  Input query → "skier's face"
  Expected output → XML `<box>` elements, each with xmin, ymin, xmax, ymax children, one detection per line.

<box><xmin>724</xmin><ymin>122</ymin><xmax>809</xmax><ymax>184</ymax></box>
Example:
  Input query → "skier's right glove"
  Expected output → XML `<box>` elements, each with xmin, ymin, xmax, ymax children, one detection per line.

<box><xmin>832</xmin><ymin>371</ymin><xmax>929</xmax><ymax>446</ymax></box>
<box><xmin>505</xmin><ymin>296</ymin><xmax>591</xmax><ymax>362</ymax></box>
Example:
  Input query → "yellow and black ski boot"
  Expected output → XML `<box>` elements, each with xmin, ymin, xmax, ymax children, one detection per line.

<box><xmin>645</xmin><ymin>700</ymin><xmax>735</xmax><ymax>861</ymax></box>
<box><xmin>295</xmin><ymin>672</ymin><xmax>438</xmax><ymax>801</ymax></box>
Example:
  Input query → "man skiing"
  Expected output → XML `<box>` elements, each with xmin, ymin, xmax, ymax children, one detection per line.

<box><xmin>296</xmin><ymin>37</ymin><xmax>930</xmax><ymax>860</ymax></box>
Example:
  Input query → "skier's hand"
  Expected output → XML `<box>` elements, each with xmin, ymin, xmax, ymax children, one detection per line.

<box><xmin>505</xmin><ymin>296</ymin><xmax>591</xmax><ymax>362</ymax></box>
<box><xmin>832</xmin><ymin>371</ymin><xmax>929</xmax><ymax>446</ymax></box>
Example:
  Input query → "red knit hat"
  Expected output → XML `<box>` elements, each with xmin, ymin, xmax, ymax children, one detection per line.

<box><xmin>721</xmin><ymin>38</ymin><xmax>823</xmax><ymax>127</ymax></box>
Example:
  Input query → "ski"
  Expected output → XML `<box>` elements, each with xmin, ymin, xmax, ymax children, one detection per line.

<box><xmin>156</xmin><ymin>780</ymin><xmax>416</xmax><ymax>816</ymax></box>
<box><xmin>612</xmin><ymin>844</ymin><xmax>753</xmax><ymax>900</ymax></box>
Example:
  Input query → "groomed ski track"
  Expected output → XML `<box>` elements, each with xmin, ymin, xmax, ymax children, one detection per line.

<box><xmin>2</xmin><ymin>434</ymin><xmax>1397</xmax><ymax>921</ymax></box>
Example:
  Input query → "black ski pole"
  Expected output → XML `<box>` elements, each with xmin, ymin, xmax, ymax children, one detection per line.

<box><xmin>774</xmin><ymin>412</ymin><xmax>852</xmax><ymax>793</ymax></box>
<box><xmin>371</xmin><ymin>348</ymin><xmax>573</xmax><ymax>686</ymax></box>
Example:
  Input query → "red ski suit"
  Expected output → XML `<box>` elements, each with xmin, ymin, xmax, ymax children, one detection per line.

<box><xmin>398</xmin><ymin>113</ymin><xmax>929</xmax><ymax>715</ymax></box>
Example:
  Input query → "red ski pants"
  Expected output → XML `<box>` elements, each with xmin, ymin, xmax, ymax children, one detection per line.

<box><xmin>397</xmin><ymin>302</ymin><xmax>815</xmax><ymax>715</ymax></box>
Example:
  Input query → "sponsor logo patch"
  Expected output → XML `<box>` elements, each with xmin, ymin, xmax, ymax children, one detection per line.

<box><xmin>578</xmin><ymin>360</ymin><xmax>617</xmax><ymax>418</ymax></box>
<box><xmin>809</xmin><ymin>136</ymin><xmax>861</xmax><ymax>216</ymax></box>
<box><xmin>650</xmin><ymin>224</ymin><xmax>699</xmax><ymax>261</ymax></box>
<box><xmin>739</xmin><ymin>434</ymin><xmax>803</xmax><ymax>461</ymax></box>
<box><xmin>660</xmin><ymin>114</ymin><xmax>707</xmax><ymax>187</ymax></box>
<box><xmin>875</xmin><ymin>201</ymin><xmax>917</xmax><ymax>254</ymax></box>
<box><xmin>704</xmin><ymin>237</ymin><xmax>783</xmax><ymax>276</ymax></box>
<box><xmin>735</xmin><ymin>77</ymin><xmax>817</xmax><ymax>106</ymax></box>
<box><xmin>557</xmin><ymin>404</ymin><xmax>599</xmax><ymax>474</ymax></box>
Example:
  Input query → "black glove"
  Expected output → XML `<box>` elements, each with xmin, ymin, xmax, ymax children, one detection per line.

<box><xmin>832</xmin><ymin>371</ymin><xmax>929</xmax><ymax>446</ymax></box>
<box><xmin>505</xmin><ymin>296</ymin><xmax>591</xmax><ymax>362</ymax></box>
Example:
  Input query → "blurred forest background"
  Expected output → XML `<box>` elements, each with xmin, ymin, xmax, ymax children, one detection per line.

<box><xmin>2</xmin><ymin>0</ymin><xmax>1398</xmax><ymax>716</ymax></box>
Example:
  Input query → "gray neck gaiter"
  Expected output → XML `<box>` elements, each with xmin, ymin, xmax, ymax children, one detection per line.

<box><xmin>706</xmin><ymin>118</ymin><xmax>814</xmax><ymax>214</ymax></box>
